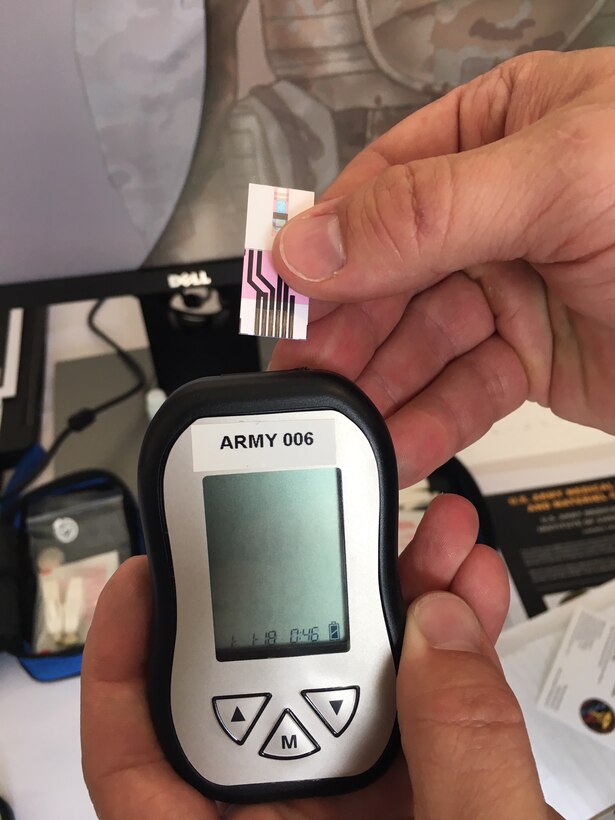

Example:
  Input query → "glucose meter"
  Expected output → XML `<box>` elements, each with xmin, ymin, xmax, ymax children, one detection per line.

<box><xmin>138</xmin><ymin>370</ymin><xmax>403</xmax><ymax>803</ymax></box>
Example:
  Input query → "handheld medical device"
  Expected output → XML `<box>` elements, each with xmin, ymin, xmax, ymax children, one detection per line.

<box><xmin>138</xmin><ymin>370</ymin><xmax>403</xmax><ymax>803</ymax></box>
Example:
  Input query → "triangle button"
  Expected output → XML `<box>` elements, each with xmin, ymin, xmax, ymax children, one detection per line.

<box><xmin>302</xmin><ymin>687</ymin><xmax>359</xmax><ymax>736</ymax></box>
<box><xmin>259</xmin><ymin>710</ymin><xmax>320</xmax><ymax>759</ymax></box>
<box><xmin>213</xmin><ymin>694</ymin><xmax>271</xmax><ymax>744</ymax></box>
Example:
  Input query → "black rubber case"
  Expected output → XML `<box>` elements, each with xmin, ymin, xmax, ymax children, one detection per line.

<box><xmin>138</xmin><ymin>370</ymin><xmax>403</xmax><ymax>803</ymax></box>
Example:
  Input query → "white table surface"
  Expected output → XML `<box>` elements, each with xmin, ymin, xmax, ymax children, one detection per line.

<box><xmin>0</xmin><ymin>654</ymin><xmax>94</xmax><ymax>820</ymax></box>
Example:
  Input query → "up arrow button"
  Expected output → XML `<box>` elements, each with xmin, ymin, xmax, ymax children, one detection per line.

<box><xmin>213</xmin><ymin>694</ymin><xmax>271</xmax><ymax>744</ymax></box>
<box><xmin>302</xmin><ymin>686</ymin><xmax>360</xmax><ymax>736</ymax></box>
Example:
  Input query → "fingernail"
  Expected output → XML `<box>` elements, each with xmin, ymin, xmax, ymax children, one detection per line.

<box><xmin>412</xmin><ymin>593</ymin><xmax>482</xmax><ymax>653</ymax></box>
<box><xmin>279</xmin><ymin>212</ymin><xmax>345</xmax><ymax>282</ymax></box>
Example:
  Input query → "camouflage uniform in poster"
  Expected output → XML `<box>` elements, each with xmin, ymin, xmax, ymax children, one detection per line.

<box><xmin>76</xmin><ymin>1</ymin><xmax>615</xmax><ymax>266</ymax></box>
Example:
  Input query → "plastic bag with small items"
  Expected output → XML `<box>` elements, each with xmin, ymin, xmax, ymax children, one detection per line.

<box><xmin>0</xmin><ymin>469</ymin><xmax>142</xmax><ymax>681</ymax></box>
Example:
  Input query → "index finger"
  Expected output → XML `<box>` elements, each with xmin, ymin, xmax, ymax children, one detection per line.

<box><xmin>271</xmin><ymin>86</ymin><xmax>467</xmax><ymax>368</ymax></box>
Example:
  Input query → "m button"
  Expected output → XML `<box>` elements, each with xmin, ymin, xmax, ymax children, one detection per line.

<box><xmin>259</xmin><ymin>710</ymin><xmax>320</xmax><ymax>759</ymax></box>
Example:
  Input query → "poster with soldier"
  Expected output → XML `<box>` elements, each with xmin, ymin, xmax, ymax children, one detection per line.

<box><xmin>3</xmin><ymin>1</ymin><xmax>612</xmax><ymax>286</ymax></box>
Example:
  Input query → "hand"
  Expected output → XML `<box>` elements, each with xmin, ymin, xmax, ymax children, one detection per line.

<box><xmin>81</xmin><ymin>495</ymin><xmax>552</xmax><ymax>819</ymax></box>
<box><xmin>270</xmin><ymin>48</ymin><xmax>615</xmax><ymax>487</ymax></box>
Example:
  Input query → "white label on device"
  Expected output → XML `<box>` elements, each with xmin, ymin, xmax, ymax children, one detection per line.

<box><xmin>191</xmin><ymin>420</ymin><xmax>336</xmax><ymax>473</ymax></box>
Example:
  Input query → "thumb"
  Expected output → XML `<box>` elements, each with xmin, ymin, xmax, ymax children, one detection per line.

<box><xmin>398</xmin><ymin>592</ymin><xmax>551</xmax><ymax>820</ymax></box>
<box><xmin>272</xmin><ymin>125</ymin><xmax>579</xmax><ymax>302</ymax></box>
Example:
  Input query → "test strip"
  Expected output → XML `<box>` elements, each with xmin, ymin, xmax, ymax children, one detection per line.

<box><xmin>240</xmin><ymin>183</ymin><xmax>314</xmax><ymax>340</ymax></box>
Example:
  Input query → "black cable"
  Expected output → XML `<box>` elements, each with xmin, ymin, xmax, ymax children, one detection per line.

<box><xmin>85</xmin><ymin>299</ymin><xmax>146</xmax><ymax>412</ymax></box>
<box><xmin>1</xmin><ymin>299</ymin><xmax>147</xmax><ymax>505</ymax></box>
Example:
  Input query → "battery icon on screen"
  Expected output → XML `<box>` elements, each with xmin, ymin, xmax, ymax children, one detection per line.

<box><xmin>329</xmin><ymin>621</ymin><xmax>340</xmax><ymax>641</ymax></box>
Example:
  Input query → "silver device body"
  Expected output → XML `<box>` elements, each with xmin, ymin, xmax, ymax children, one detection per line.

<box><xmin>164</xmin><ymin>410</ymin><xmax>396</xmax><ymax>784</ymax></box>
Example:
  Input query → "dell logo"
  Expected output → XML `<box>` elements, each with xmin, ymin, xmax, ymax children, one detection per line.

<box><xmin>167</xmin><ymin>270</ymin><xmax>213</xmax><ymax>289</ymax></box>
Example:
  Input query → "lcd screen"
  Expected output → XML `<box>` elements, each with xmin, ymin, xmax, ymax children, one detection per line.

<box><xmin>203</xmin><ymin>468</ymin><xmax>349</xmax><ymax>661</ymax></box>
